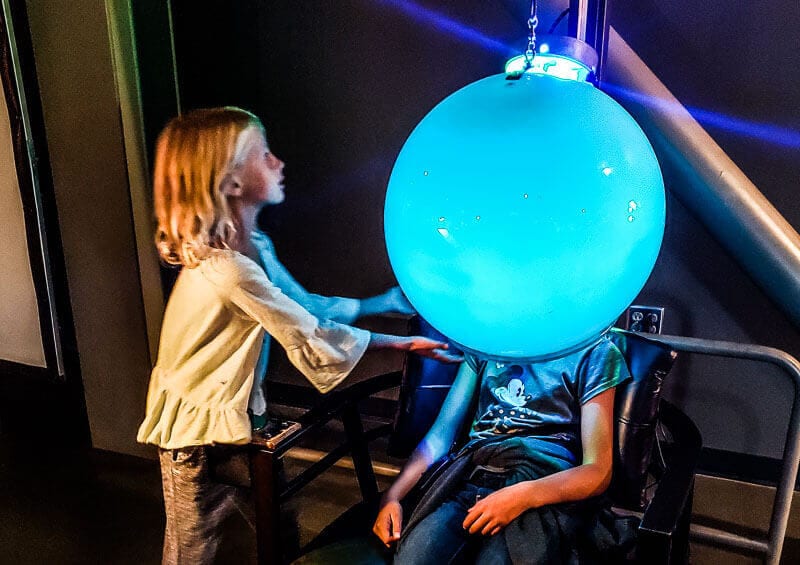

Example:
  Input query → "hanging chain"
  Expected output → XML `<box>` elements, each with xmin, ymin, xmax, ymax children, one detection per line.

<box><xmin>524</xmin><ymin>0</ymin><xmax>539</xmax><ymax>68</ymax></box>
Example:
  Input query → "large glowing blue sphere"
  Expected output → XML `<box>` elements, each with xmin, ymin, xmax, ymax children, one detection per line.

<box><xmin>385</xmin><ymin>73</ymin><xmax>665</xmax><ymax>360</ymax></box>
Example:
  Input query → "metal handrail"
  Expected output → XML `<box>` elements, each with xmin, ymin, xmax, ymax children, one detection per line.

<box><xmin>642</xmin><ymin>333</ymin><xmax>800</xmax><ymax>565</ymax></box>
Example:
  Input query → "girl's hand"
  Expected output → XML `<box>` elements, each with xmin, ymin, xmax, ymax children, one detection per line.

<box><xmin>382</xmin><ymin>286</ymin><xmax>415</xmax><ymax>315</ymax></box>
<box><xmin>462</xmin><ymin>483</ymin><xmax>530</xmax><ymax>536</ymax></box>
<box><xmin>369</xmin><ymin>334</ymin><xmax>463</xmax><ymax>363</ymax></box>
<box><xmin>358</xmin><ymin>286</ymin><xmax>416</xmax><ymax>318</ymax></box>
<box><xmin>407</xmin><ymin>337</ymin><xmax>463</xmax><ymax>363</ymax></box>
<box><xmin>372</xmin><ymin>499</ymin><xmax>403</xmax><ymax>546</ymax></box>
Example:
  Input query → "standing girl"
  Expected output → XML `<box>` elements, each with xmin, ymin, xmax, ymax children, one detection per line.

<box><xmin>137</xmin><ymin>107</ymin><xmax>458</xmax><ymax>564</ymax></box>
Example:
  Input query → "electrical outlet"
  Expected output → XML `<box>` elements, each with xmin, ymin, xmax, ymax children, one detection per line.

<box><xmin>626</xmin><ymin>305</ymin><xmax>664</xmax><ymax>334</ymax></box>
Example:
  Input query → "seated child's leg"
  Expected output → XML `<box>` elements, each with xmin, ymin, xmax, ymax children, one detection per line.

<box><xmin>395</xmin><ymin>483</ymin><xmax>491</xmax><ymax>565</ymax></box>
<box><xmin>159</xmin><ymin>447</ymin><xmax>239</xmax><ymax>565</ymax></box>
<box><xmin>473</xmin><ymin>530</ymin><xmax>513</xmax><ymax>565</ymax></box>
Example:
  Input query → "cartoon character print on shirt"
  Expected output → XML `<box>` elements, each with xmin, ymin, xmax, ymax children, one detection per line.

<box><xmin>474</xmin><ymin>364</ymin><xmax>540</xmax><ymax>434</ymax></box>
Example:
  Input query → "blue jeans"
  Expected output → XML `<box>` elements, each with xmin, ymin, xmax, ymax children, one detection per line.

<box><xmin>394</xmin><ymin>481</ymin><xmax>513</xmax><ymax>565</ymax></box>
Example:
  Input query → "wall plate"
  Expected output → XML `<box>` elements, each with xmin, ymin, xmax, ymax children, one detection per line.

<box><xmin>626</xmin><ymin>305</ymin><xmax>664</xmax><ymax>334</ymax></box>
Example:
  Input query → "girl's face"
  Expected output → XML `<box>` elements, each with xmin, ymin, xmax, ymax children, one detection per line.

<box><xmin>236</xmin><ymin>130</ymin><xmax>285</xmax><ymax>205</ymax></box>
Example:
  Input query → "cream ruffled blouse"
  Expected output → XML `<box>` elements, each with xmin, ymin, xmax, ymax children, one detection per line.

<box><xmin>137</xmin><ymin>233</ymin><xmax>369</xmax><ymax>449</ymax></box>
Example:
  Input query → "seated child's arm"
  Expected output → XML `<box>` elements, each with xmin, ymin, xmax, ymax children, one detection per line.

<box><xmin>462</xmin><ymin>386</ymin><xmax>616</xmax><ymax>536</ymax></box>
<box><xmin>372</xmin><ymin>362</ymin><xmax>480</xmax><ymax>546</ymax></box>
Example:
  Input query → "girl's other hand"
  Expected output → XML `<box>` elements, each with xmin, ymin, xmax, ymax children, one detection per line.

<box><xmin>372</xmin><ymin>499</ymin><xmax>403</xmax><ymax>546</ymax></box>
<box><xmin>360</xmin><ymin>286</ymin><xmax>416</xmax><ymax>317</ymax></box>
<box><xmin>383</xmin><ymin>286</ymin><xmax>416</xmax><ymax>315</ymax></box>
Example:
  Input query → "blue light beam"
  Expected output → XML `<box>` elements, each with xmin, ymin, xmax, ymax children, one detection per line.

<box><xmin>603</xmin><ymin>82</ymin><xmax>800</xmax><ymax>150</ymax></box>
<box><xmin>373</xmin><ymin>1</ymin><xmax>799</xmax><ymax>150</ymax></box>
<box><xmin>375</xmin><ymin>0</ymin><xmax>517</xmax><ymax>57</ymax></box>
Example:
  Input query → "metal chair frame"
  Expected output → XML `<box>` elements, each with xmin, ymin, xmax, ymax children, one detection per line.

<box><xmin>642</xmin><ymin>334</ymin><xmax>800</xmax><ymax>565</ymax></box>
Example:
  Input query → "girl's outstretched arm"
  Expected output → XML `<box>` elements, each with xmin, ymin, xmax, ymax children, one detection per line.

<box><xmin>252</xmin><ymin>232</ymin><xmax>413</xmax><ymax>322</ymax></box>
<box><xmin>462</xmin><ymin>387</ymin><xmax>616</xmax><ymax>536</ymax></box>
<box><xmin>372</xmin><ymin>362</ymin><xmax>479</xmax><ymax>546</ymax></box>
<box><xmin>358</xmin><ymin>286</ymin><xmax>415</xmax><ymax>317</ymax></box>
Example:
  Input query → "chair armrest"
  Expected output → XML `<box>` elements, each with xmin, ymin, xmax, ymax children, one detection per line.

<box><xmin>258</xmin><ymin>370</ymin><xmax>403</xmax><ymax>457</ymax></box>
<box><xmin>211</xmin><ymin>371</ymin><xmax>402</xmax><ymax>490</ymax></box>
<box><xmin>248</xmin><ymin>371</ymin><xmax>403</xmax><ymax>503</ymax></box>
<box><xmin>248</xmin><ymin>371</ymin><xmax>402</xmax><ymax>564</ymax></box>
<box><xmin>637</xmin><ymin>400</ymin><xmax>701</xmax><ymax>563</ymax></box>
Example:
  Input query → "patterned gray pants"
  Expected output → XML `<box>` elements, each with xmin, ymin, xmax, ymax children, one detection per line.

<box><xmin>159</xmin><ymin>446</ymin><xmax>254</xmax><ymax>564</ymax></box>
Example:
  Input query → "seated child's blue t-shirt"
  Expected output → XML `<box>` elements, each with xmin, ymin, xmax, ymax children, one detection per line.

<box><xmin>465</xmin><ymin>334</ymin><xmax>630</xmax><ymax>468</ymax></box>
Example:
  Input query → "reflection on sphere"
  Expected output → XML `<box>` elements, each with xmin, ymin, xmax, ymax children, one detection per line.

<box><xmin>385</xmin><ymin>72</ymin><xmax>665</xmax><ymax>360</ymax></box>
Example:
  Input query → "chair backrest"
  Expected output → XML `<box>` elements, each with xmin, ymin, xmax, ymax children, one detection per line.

<box><xmin>388</xmin><ymin>317</ymin><xmax>677</xmax><ymax>510</ymax></box>
<box><xmin>607</xmin><ymin>328</ymin><xmax>677</xmax><ymax>509</ymax></box>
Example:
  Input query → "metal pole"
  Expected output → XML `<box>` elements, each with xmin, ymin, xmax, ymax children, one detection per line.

<box><xmin>568</xmin><ymin>0</ymin><xmax>590</xmax><ymax>41</ymax></box>
<box><xmin>568</xmin><ymin>0</ymin><xmax>609</xmax><ymax>82</ymax></box>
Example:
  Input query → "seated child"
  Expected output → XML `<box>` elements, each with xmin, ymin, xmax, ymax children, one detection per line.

<box><xmin>373</xmin><ymin>332</ymin><xmax>632</xmax><ymax>564</ymax></box>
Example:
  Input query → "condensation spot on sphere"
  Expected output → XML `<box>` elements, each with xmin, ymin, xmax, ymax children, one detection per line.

<box><xmin>628</xmin><ymin>215</ymin><xmax>636</xmax><ymax>222</ymax></box>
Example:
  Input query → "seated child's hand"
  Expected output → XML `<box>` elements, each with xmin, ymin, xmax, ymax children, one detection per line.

<box><xmin>373</xmin><ymin>499</ymin><xmax>403</xmax><ymax>546</ymax></box>
<box><xmin>463</xmin><ymin>483</ymin><xmax>530</xmax><ymax>536</ymax></box>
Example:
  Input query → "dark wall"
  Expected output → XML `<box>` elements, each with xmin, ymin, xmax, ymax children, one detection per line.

<box><xmin>172</xmin><ymin>0</ymin><xmax>559</xmax><ymax>296</ymax></box>
<box><xmin>170</xmin><ymin>0</ymin><xmax>566</xmax><ymax>393</ymax></box>
<box><xmin>170</xmin><ymin>1</ymin><xmax>800</xmax><ymax>460</ymax></box>
<box><xmin>611</xmin><ymin>1</ymin><xmax>800</xmax><ymax>459</ymax></box>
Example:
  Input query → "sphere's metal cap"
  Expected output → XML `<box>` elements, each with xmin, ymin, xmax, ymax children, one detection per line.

<box><xmin>505</xmin><ymin>35</ymin><xmax>599</xmax><ymax>83</ymax></box>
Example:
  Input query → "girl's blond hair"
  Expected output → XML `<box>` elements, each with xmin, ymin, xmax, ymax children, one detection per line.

<box><xmin>153</xmin><ymin>107</ymin><xmax>264</xmax><ymax>267</ymax></box>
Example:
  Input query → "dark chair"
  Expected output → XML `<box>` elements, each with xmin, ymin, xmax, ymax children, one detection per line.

<box><xmin>374</xmin><ymin>327</ymin><xmax>800</xmax><ymax>565</ymax></box>
<box><xmin>211</xmin><ymin>317</ymin><xmax>705</xmax><ymax>564</ymax></box>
